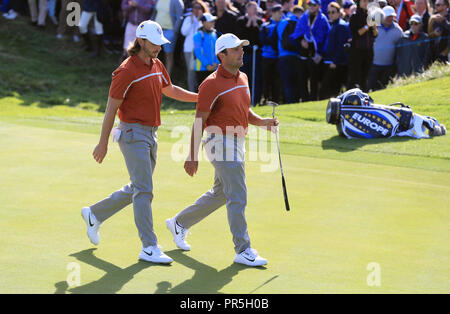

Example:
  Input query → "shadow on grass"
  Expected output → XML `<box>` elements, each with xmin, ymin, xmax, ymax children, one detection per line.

<box><xmin>54</xmin><ymin>248</ymin><xmax>161</xmax><ymax>294</ymax></box>
<box><xmin>158</xmin><ymin>250</ymin><xmax>267</xmax><ymax>294</ymax></box>
<box><xmin>54</xmin><ymin>248</ymin><xmax>268</xmax><ymax>294</ymax></box>
<box><xmin>321</xmin><ymin>135</ymin><xmax>416</xmax><ymax>152</ymax></box>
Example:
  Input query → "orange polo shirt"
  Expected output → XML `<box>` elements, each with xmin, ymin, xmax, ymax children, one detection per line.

<box><xmin>109</xmin><ymin>55</ymin><xmax>171</xmax><ymax>127</ymax></box>
<box><xmin>197</xmin><ymin>65</ymin><xmax>251</xmax><ymax>137</ymax></box>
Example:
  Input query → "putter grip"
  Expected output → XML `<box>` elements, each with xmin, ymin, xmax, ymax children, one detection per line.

<box><xmin>282</xmin><ymin>176</ymin><xmax>290</xmax><ymax>211</ymax></box>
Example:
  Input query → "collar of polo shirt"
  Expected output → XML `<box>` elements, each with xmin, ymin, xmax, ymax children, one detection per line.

<box><xmin>132</xmin><ymin>55</ymin><xmax>156</xmax><ymax>68</ymax></box>
<box><xmin>217</xmin><ymin>64</ymin><xmax>240</xmax><ymax>80</ymax></box>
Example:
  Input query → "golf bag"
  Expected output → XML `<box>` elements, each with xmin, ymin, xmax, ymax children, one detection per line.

<box><xmin>326</xmin><ymin>89</ymin><xmax>446</xmax><ymax>139</ymax></box>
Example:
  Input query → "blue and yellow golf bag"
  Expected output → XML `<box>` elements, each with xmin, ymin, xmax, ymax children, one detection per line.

<box><xmin>326</xmin><ymin>89</ymin><xmax>446</xmax><ymax>139</ymax></box>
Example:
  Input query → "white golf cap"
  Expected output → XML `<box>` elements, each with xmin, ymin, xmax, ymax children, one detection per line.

<box><xmin>215</xmin><ymin>33</ymin><xmax>250</xmax><ymax>55</ymax></box>
<box><xmin>136</xmin><ymin>20</ymin><xmax>170</xmax><ymax>45</ymax></box>
<box><xmin>382</xmin><ymin>5</ymin><xmax>396</xmax><ymax>17</ymax></box>
<box><xmin>201</xmin><ymin>13</ymin><xmax>217</xmax><ymax>23</ymax></box>
<box><xmin>409</xmin><ymin>14</ymin><xmax>422</xmax><ymax>24</ymax></box>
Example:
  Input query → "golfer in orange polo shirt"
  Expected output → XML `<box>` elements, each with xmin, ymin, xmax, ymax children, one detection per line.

<box><xmin>166</xmin><ymin>34</ymin><xmax>278</xmax><ymax>267</ymax></box>
<box><xmin>81</xmin><ymin>21</ymin><xmax>197</xmax><ymax>264</ymax></box>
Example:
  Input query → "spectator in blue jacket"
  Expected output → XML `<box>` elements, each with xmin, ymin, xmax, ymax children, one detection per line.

<box><xmin>193</xmin><ymin>13</ymin><xmax>220</xmax><ymax>85</ymax></box>
<box><xmin>290</xmin><ymin>0</ymin><xmax>331</xmax><ymax>101</ymax></box>
<box><xmin>321</xmin><ymin>1</ymin><xmax>351</xmax><ymax>99</ymax></box>
<box><xmin>277</xmin><ymin>9</ymin><xmax>301</xmax><ymax>103</ymax></box>
<box><xmin>281</xmin><ymin>0</ymin><xmax>296</xmax><ymax>19</ymax></box>
<box><xmin>260</xmin><ymin>4</ymin><xmax>283</xmax><ymax>104</ymax></box>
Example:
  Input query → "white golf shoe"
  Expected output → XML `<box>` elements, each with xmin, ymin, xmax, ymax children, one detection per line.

<box><xmin>81</xmin><ymin>207</ymin><xmax>100</xmax><ymax>245</ymax></box>
<box><xmin>166</xmin><ymin>217</ymin><xmax>191</xmax><ymax>251</ymax></box>
<box><xmin>234</xmin><ymin>248</ymin><xmax>268</xmax><ymax>267</ymax></box>
<box><xmin>139</xmin><ymin>245</ymin><xmax>173</xmax><ymax>264</ymax></box>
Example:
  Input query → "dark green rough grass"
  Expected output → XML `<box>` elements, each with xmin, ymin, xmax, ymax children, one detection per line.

<box><xmin>0</xmin><ymin>16</ymin><xmax>193</xmax><ymax>111</ymax></box>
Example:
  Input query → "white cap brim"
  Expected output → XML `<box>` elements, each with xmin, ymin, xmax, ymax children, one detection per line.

<box><xmin>150</xmin><ymin>36</ymin><xmax>171</xmax><ymax>45</ymax></box>
<box><xmin>216</xmin><ymin>39</ymin><xmax>250</xmax><ymax>55</ymax></box>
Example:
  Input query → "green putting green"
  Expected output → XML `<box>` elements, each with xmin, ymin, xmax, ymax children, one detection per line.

<box><xmin>0</xmin><ymin>120</ymin><xmax>448</xmax><ymax>293</ymax></box>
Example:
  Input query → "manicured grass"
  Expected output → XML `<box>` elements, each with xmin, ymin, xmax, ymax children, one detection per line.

<box><xmin>0</xmin><ymin>122</ymin><xmax>449</xmax><ymax>293</ymax></box>
<box><xmin>0</xmin><ymin>14</ymin><xmax>449</xmax><ymax>294</ymax></box>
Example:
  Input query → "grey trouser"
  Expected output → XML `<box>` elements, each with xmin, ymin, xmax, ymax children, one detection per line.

<box><xmin>90</xmin><ymin>122</ymin><xmax>158</xmax><ymax>248</ymax></box>
<box><xmin>28</xmin><ymin>0</ymin><xmax>47</xmax><ymax>25</ymax></box>
<box><xmin>176</xmin><ymin>149</ymin><xmax>251</xmax><ymax>254</ymax></box>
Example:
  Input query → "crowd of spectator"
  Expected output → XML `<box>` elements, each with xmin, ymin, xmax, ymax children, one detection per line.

<box><xmin>1</xmin><ymin>0</ymin><xmax>449</xmax><ymax>105</ymax></box>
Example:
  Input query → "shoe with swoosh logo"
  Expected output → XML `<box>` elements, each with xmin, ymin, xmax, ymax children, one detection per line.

<box><xmin>166</xmin><ymin>217</ymin><xmax>191</xmax><ymax>251</ymax></box>
<box><xmin>81</xmin><ymin>207</ymin><xmax>100</xmax><ymax>245</ymax></box>
<box><xmin>139</xmin><ymin>245</ymin><xmax>173</xmax><ymax>264</ymax></box>
<box><xmin>234</xmin><ymin>248</ymin><xmax>268</xmax><ymax>267</ymax></box>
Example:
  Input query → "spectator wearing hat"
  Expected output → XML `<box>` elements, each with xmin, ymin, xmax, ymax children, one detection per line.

<box><xmin>348</xmin><ymin>0</ymin><xmax>378</xmax><ymax>92</ymax></box>
<box><xmin>368</xmin><ymin>5</ymin><xmax>403</xmax><ymax>91</ymax></box>
<box><xmin>415</xmin><ymin>0</ymin><xmax>431</xmax><ymax>33</ymax></box>
<box><xmin>321</xmin><ymin>1</ymin><xmax>351</xmax><ymax>99</ymax></box>
<box><xmin>154</xmin><ymin>0</ymin><xmax>184</xmax><ymax>76</ymax></box>
<box><xmin>428</xmin><ymin>0</ymin><xmax>449</xmax><ymax>62</ymax></box>
<box><xmin>235</xmin><ymin>1</ymin><xmax>263</xmax><ymax>105</ymax></box>
<box><xmin>378</xmin><ymin>0</ymin><xmax>388</xmax><ymax>8</ymax></box>
<box><xmin>290</xmin><ymin>0</ymin><xmax>331</xmax><ymax>101</ymax></box>
<box><xmin>260</xmin><ymin>3</ymin><xmax>283</xmax><ymax>104</ymax></box>
<box><xmin>212</xmin><ymin>0</ymin><xmax>239</xmax><ymax>35</ymax></box>
<box><xmin>342</xmin><ymin>0</ymin><xmax>356</xmax><ymax>22</ymax></box>
<box><xmin>292</xmin><ymin>4</ymin><xmax>305</xmax><ymax>18</ymax></box>
<box><xmin>396</xmin><ymin>15</ymin><xmax>431</xmax><ymax>76</ymax></box>
<box><xmin>388</xmin><ymin>0</ymin><xmax>415</xmax><ymax>31</ymax></box>
<box><xmin>194</xmin><ymin>13</ymin><xmax>220</xmax><ymax>85</ymax></box>
<box><xmin>121</xmin><ymin>0</ymin><xmax>155</xmax><ymax>62</ymax></box>
<box><xmin>181</xmin><ymin>0</ymin><xmax>208</xmax><ymax>92</ymax></box>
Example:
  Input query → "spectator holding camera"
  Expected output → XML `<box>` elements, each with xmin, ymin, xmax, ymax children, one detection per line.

<box><xmin>348</xmin><ymin>0</ymin><xmax>378</xmax><ymax>92</ymax></box>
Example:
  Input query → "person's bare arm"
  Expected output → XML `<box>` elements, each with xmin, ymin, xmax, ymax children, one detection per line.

<box><xmin>92</xmin><ymin>97</ymin><xmax>123</xmax><ymax>163</ymax></box>
<box><xmin>184</xmin><ymin>110</ymin><xmax>210</xmax><ymax>177</ymax></box>
<box><xmin>248</xmin><ymin>108</ymin><xmax>278</xmax><ymax>131</ymax></box>
<box><xmin>162</xmin><ymin>84</ymin><xmax>198</xmax><ymax>103</ymax></box>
